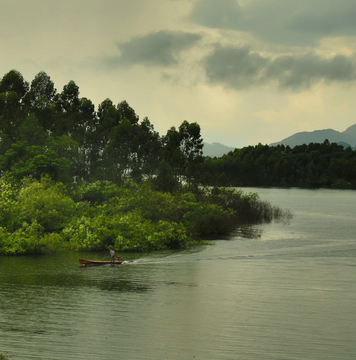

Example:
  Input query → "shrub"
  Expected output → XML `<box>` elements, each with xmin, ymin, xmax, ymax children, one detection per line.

<box><xmin>0</xmin><ymin>221</ymin><xmax>63</xmax><ymax>255</ymax></box>
<box><xmin>9</xmin><ymin>177</ymin><xmax>74</xmax><ymax>232</ymax></box>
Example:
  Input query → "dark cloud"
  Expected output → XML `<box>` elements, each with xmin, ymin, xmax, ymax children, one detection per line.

<box><xmin>204</xmin><ymin>45</ymin><xmax>268</xmax><ymax>88</ymax></box>
<box><xmin>203</xmin><ymin>45</ymin><xmax>356</xmax><ymax>90</ymax></box>
<box><xmin>190</xmin><ymin>0</ymin><xmax>356</xmax><ymax>46</ymax></box>
<box><xmin>107</xmin><ymin>30</ymin><xmax>202</xmax><ymax>68</ymax></box>
<box><xmin>190</xmin><ymin>0</ymin><xmax>245</xmax><ymax>30</ymax></box>
<box><xmin>285</xmin><ymin>0</ymin><xmax>356</xmax><ymax>37</ymax></box>
<box><xmin>265</xmin><ymin>53</ymin><xmax>356</xmax><ymax>89</ymax></box>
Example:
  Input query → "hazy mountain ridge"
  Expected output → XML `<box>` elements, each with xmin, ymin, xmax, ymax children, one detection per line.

<box><xmin>203</xmin><ymin>142</ymin><xmax>234</xmax><ymax>157</ymax></box>
<box><xmin>270</xmin><ymin>124</ymin><xmax>356</xmax><ymax>149</ymax></box>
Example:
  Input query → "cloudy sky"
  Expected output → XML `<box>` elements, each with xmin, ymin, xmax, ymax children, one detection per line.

<box><xmin>2</xmin><ymin>0</ymin><xmax>356</xmax><ymax>148</ymax></box>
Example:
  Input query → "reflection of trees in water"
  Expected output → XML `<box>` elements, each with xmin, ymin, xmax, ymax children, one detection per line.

<box><xmin>232</xmin><ymin>226</ymin><xmax>262</xmax><ymax>239</ymax></box>
<box><xmin>1</xmin><ymin>272</ymin><xmax>150</xmax><ymax>293</ymax></box>
<box><xmin>0</xmin><ymin>258</ymin><xmax>151</xmax><ymax>294</ymax></box>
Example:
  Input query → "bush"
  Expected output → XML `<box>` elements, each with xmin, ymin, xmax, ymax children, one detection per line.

<box><xmin>183</xmin><ymin>202</ymin><xmax>234</xmax><ymax>236</ymax></box>
<box><xmin>9</xmin><ymin>177</ymin><xmax>74</xmax><ymax>232</ymax></box>
<box><xmin>0</xmin><ymin>178</ymin><xmax>291</xmax><ymax>255</ymax></box>
<box><xmin>62</xmin><ymin>211</ymin><xmax>190</xmax><ymax>252</ymax></box>
<box><xmin>0</xmin><ymin>221</ymin><xmax>64</xmax><ymax>255</ymax></box>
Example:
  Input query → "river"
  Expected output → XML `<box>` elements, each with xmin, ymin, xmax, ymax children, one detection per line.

<box><xmin>1</xmin><ymin>187</ymin><xmax>356</xmax><ymax>359</ymax></box>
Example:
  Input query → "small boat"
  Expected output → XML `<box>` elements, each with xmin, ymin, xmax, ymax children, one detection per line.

<box><xmin>78</xmin><ymin>259</ymin><xmax>123</xmax><ymax>266</ymax></box>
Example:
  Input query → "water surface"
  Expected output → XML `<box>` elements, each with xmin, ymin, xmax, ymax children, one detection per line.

<box><xmin>1</xmin><ymin>188</ymin><xmax>356</xmax><ymax>359</ymax></box>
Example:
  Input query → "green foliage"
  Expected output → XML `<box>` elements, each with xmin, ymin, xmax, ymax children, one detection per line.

<box><xmin>0</xmin><ymin>69</ymin><xmax>292</xmax><ymax>256</ymax></box>
<box><xmin>61</xmin><ymin>199</ymin><xmax>190</xmax><ymax>252</ymax></box>
<box><xmin>205</xmin><ymin>141</ymin><xmax>356</xmax><ymax>189</ymax></box>
<box><xmin>0</xmin><ymin>142</ymin><xmax>72</xmax><ymax>183</ymax></box>
<box><xmin>0</xmin><ymin>177</ymin><xmax>288</xmax><ymax>255</ymax></box>
<box><xmin>201</xmin><ymin>187</ymin><xmax>291</xmax><ymax>225</ymax></box>
<box><xmin>154</xmin><ymin>160</ymin><xmax>179</xmax><ymax>192</ymax></box>
<box><xmin>0</xmin><ymin>221</ymin><xmax>64</xmax><ymax>255</ymax></box>
<box><xmin>9</xmin><ymin>177</ymin><xmax>74</xmax><ymax>232</ymax></box>
<box><xmin>0</xmin><ymin>176</ymin><xmax>72</xmax><ymax>255</ymax></box>
<box><xmin>70</xmin><ymin>180</ymin><xmax>124</xmax><ymax>205</ymax></box>
<box><xmin>183</xmin><ymin>202</ymin><xmax>233</xmax><ymax>236</ymax></box>
<box><xmin>0</xmin><ymin>177</ymin><xmax>17</xmax><ymax>226</ymax></box>
<box><xmin>0</xmin><ymin>69</ymin><xmax>209</xmax><ymax>187</ymax></box>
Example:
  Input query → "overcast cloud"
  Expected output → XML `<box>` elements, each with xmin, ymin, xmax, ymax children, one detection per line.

<box><xmin>109</xmin><ymin>30</ymin><xmax>202</xmax><ymax>68</ymax></box>
<box><xmin>190</xmin><ymin>0</ymin><xmax>356</xmax><ymax>46</ymax></box>
<box><xmin>1</xmin><ymin>0</ymin><xmax>356</xmax><ymax>147</ymax></box>
<box><xmin>203</xmin><ymin>45</ymin><xmax>356</xmax><ymax>90</ymax></box>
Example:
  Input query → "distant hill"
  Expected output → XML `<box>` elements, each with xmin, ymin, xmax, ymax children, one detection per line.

<box><xmin>344</xmin><ymin>124</ymin><xmax>356</xmax><ymax>139</ymax></box>
<box><xmin>203</xmin><ymin>142</ymin><xmax>234</xmax><ymax>157</ymax></box>
<box><xmin>270</xmin><ymin>125</ymin><xmax>356</xmax><ymax>149</ymax></box>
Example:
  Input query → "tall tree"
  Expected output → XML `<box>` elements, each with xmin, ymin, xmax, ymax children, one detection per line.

<box><xmin>178</xmin><ymin>120</ymin><xmax>204</xmax><ymax>185</ymax></box>
<box><xmin>102</xmin><ymin>117</ymin><xmax>134</xmax><ymax>183</ymax></box>
<box><xmin>27</xmin><ymin>71</ymin><xmax>58</xmax><ymax>133</ymax></box>
<box><xmin>0</xmin><ymin>69</ymin><xmax>29</xmax><ymax>99</ymax></box>
<box><xmin>162</xmin><ymin>126</ymin><xmax>185</xmax><ymax>179</ymax></box>
<box><xmin>0</xmin><ymin>70</ymin><xmax>30</xmax><ymax>152</ymax></box>
<box><xmin>135</xmin><ymin>117</ymin><xmax>161</xmax><ymax>180</ymax></box>
<box><xmin>116</xmin><ymin>100</ymin><xmax>139</xmax><ymax>125</ymax></box>
<box><xmin>53</xmin><ymin>80</ymin><xmax>81</xmax><ymax>137</ymax></box>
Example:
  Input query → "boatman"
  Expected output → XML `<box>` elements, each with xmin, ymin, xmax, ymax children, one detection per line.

<box><xmin>110</xmin><ymin>249</ymin><xmax>116</xmax><ymax>263</ymax></box>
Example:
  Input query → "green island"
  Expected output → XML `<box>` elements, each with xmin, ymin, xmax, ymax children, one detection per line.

<box><xmin>0</xmin><ymin>69</ymin><xmax>292</xmax><ymax>256</ymax></box>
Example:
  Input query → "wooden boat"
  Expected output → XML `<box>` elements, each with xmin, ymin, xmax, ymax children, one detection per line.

<box><xmin>78</xmin><ymin>259</ymin><xmax>123</xmax><ymax>266</ymax></box>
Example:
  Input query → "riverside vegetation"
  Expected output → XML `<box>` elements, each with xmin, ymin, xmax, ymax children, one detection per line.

<box><xmin>0</xmin><ymin>70</ymin><xmax>289</xmax><ymax>255</ymax></box>
<box><xmin>0</xmin><ymin>176</ymin><xmax>290</xmax><ymax>255</ymax></box>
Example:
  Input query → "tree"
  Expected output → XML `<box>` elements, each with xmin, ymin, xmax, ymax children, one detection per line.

<box><xmin>116</xmin><ymin>100</ymin><xmax>139</xmax><ymax>125</ymax></box>
<box><xmin>18</xmin><ymin>114</ymin><xmax>47</xmax><ymax>146</ymax></box>
<box><xmin>95</xmin><ymin>98</ymin><xmax>117</xmax><ymax>149</ymax></box>
<box><xmin>133</xmin><ymin>117</ymin><xmax>161</xmax><ymax>180</ymax></box>
<box><xmin>28</xmin><ymin>71</ymin><xmax>56</xmax><ymax>103</ymax></box>
<box><xmin>26</xmin><ymin>71</ymin><xmax>58</xmax><ymax>133</ymax></box>
<box><xmin>102</xmin><ymin>118</ymin><xmax>135</xmax><ymax>183</ymax></box>
<box><xmin>0</xmin><ymin>70</ymin><xmax>30</xmax><ymax>149</ymax></box>
<box><xmin>162</xmin><ymin>126</ymin><xmax>185</xmax><ymax>179</ymax></box>
<box><xmin>0</xmin><ymin>69</ymin><xmax>29</xmax><ymax>99</ymax></box>
<box><xmin>53</xmin><ymin>80</ymin><xmax>81</xmax><ymax>137</ymax></box>
<box><xmin>178</xmin><ymin>120</ymin><xmax>204</xmax><ymax>186</ymax></box>
<box><xmin>154</xmin><ymin>160</ymin><xmax>179</xmax><ymax>192</ymax></box>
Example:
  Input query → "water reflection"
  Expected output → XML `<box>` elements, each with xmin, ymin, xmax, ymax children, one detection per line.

<box><xmin>233</xmin><ymin>225</ymin><xmax>262</xmax><ymax>238</ymax></box>
<box><xmin>0</xmin><ymin>253</ymin><xmax>152</xmax><ymax>293</ymax></box>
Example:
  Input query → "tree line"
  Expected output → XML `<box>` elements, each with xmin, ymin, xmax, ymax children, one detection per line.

<box><xmin>2</xmin><ymin>69</ymin><xmax>355</xmax><ymax>191</ymax></box>
<box><xmin>0</xmin><ymin>69</ymin><xmax>204</xmax><ymax>191</ymax></box>
<box><xmin>205</xmin><ymin>140</ymin><xmax>356</xmax><ymax>189</ymax></box>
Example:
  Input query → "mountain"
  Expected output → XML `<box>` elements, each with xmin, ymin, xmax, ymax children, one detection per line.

<box><xmin>343</xmin><ymin>124</ymin><xmax>356</xmax><ymax>139</ymax></box>
<box><xmin>270</xmin><ymin>125</ymin><xmax>356</xmax><ymax>148</ymax></box>
<box><xmin>203</xmin><ymin>142</ymin><xmax>234</xmax><ymax>157</ymax></box>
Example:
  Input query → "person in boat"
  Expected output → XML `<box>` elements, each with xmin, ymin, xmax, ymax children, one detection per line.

<box><xmin>110</xmin><ymin>249</ymin><xmax>116</xmax><ymax>262</ymax></box>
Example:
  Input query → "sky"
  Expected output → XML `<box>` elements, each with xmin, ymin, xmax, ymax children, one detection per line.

<box><xmin>2</xmin><ymin>0</ymin><xmax>356</xmax><ymax>148</ymax></box>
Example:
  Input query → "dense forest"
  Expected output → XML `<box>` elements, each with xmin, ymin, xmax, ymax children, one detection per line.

<box><xmin>205</xmin><ymin>141</ymin><xmax>356</xmax><ymax>189</ymax></box>
<box><xmin>0</xmin><ymin>69</ymin><xmax>289</xmax><ymax>255</ymax></box>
